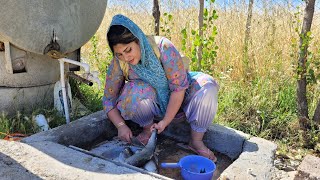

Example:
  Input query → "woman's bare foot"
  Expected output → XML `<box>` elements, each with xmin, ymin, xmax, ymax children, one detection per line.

<box><xmin>188</xmin><ymin>140</ymin><xmax>217</xmax><ymax>162</ymax></box>
<box><xmin>189</xmin><ymin>130</ymin><xmax>217</xmax><ymax>162</ymax></box>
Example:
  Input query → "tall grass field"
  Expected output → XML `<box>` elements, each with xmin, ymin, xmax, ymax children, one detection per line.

<box><xmin>81</xmin><ymin>1</ymin><xmax>320</xmax><ymax>159</ymax></box>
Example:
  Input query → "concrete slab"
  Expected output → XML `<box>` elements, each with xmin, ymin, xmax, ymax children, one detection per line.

<box><xmin>24</xmin><ymin>110</ymin><xmax>250</xmax><ymax>160</ymax></box>
<box><xmin>220</xmin><ymin>137</ymin><xmax>278</xmax><ymax>179</ymax></box>
<box><xmin>163</xmin><ymin>120</ymin><xmax>251</xmax><ymax>160</ymax></box>
<box><xmin>22</xmin><ymin>111</ymin><xmax>116</xmax><ymax>147</ymax></box>
<box><xmin>1</xmin><ymin>110</ymin><xmax>280</xmax><ymax>179</ymax></box>
<box><xmin>0</xmin><ymin>150</ymin><xmax>41</xmax><ymax>180</ymax></box>
<box><xmin>0</xmin><ymin>140</ymin><xmax>163</xmax><ymax>180</ymax></box>
<box><xmin>0</xmin><ymin>84</ymin><xmax>54</xmax><ymax>115</ymax></box>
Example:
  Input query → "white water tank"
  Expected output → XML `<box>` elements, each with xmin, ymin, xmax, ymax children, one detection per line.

<box><xmin>0</xmin><ymin>0</ymin><xmax>107</xmax><ymax>54</ymax></box>
<box><xmin>0</xmin><ymin>0</ymin><xmax>107</xmax><ymax>115</ymax></box>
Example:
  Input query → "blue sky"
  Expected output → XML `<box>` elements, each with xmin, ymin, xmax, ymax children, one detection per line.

<box><xmin>107</xmin><ymin>0</ymin><xmax>319</xmax><ymax>13</ymax></box>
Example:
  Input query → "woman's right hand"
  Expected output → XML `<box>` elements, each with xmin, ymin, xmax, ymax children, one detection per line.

<box><xmin>117</xmin><ymin>125</ymin><xmax>133</xmax><ymax>143</ymax></box>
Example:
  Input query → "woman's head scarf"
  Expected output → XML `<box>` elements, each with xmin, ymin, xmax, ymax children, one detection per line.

<box><xmin>107</xmin><ymin>14</ymin><xmax>169</xmax><ymax>116</ymax></box>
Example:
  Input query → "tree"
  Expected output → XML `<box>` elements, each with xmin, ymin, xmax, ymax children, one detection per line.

<box><xmin>153</xmin><ymin>0</ymin><xmax>160</xmax><ymax>35</ymax></box>
<box><xmin>197</xmin><ymin>0</ymin><xmax>204</xmax><ymax>70</ymax></box>
<box><xmin>243</xmin><ymin>0</ymin><xmax>254</xmax><ymax>76</ymax></box>
<box><xmin>296</xmin><ymin>0</ymin><xmax>317</xmax><ymax>127</ymax></box>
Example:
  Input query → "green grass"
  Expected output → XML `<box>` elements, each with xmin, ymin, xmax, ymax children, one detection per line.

<box><xmin>0</xmin><ymin>109</ymin><xmax>66</xmax><ymax>139</ymax></box>
<box><xmin>215</xmin><ymin>73</ymin><xmax>319</xmax><ymax>158</ymax></box>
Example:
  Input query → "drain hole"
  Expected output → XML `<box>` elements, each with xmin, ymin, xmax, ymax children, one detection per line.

<box><xmin>12</xmin><ymin>58</ymin><xmax>27</xmax><ymax>73</ymax></box>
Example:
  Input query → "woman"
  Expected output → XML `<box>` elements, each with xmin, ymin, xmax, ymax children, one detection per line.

<box><xmin>103</xmin><ymin>14</ymin><xmax>219</xmax><ymax>162</ymax></box>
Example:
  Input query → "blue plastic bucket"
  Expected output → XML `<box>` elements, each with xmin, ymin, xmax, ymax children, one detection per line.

<box><xmin>161</xmin><ymin>155</ymin><xmax>216</xmax><ymax>180</ymax></box>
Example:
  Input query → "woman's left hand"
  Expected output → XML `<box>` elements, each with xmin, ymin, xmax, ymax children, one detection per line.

<box><xmin>151</xmin><ymin>120</ymin><xmax>169</xmax><ymax>134</ymax></box>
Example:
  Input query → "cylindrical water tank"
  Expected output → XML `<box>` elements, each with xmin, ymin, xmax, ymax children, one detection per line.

<box><xmin>0</xmin><ymin>0</ymin><xmax>107</xmax><ymax>115</ymax></box>
<box><xmin>0</xmin><ymin>0</ymin><xmax>107</xmax><ymax>54</ymax></box>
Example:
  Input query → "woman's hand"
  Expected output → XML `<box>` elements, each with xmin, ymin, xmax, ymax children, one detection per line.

<box><xmin>151</xmin><ymin>120</ymin><xmax>169</xmax><ymax>134</ymax></box>
<box><xmin>117</xmin><ymin>125</ymin><xmax>133</xmax><ymax>143</ymax></box>
<box><xmin>107</xmin><ymin>109</ymin><xmax>132</xmax><ymax>143</ymax></box>
<box><xmin>152</xmin><ymin>90</ymin><xmax>186</xmax><ymax>134</ymax></box>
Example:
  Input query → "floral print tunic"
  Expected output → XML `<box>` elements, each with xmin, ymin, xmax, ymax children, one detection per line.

<box><xmin>103</xmin><ymin>37</ymin><xmax>217</xmax><ymax>120</ymax></box>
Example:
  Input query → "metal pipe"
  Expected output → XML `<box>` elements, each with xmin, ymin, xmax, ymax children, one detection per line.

<box><xmin>84</xmin><ymin>71</ymin><xmax>101</xmax><ymax>88</ymax></box>
<box><xmin>67</xmin><ymin>72</ymin><xmax>93</xmax><ymax>86</ymax></box>
<box><xmin>58</xmin><ymin>58</ymin><xmax>101</xmax><ymax>87</ymax></box>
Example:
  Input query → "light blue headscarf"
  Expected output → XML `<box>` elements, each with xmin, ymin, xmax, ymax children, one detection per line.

<box><xmin>108</xmin><ymin>14</ymin><xmax>169</xmax><ymax>116</ymax></box>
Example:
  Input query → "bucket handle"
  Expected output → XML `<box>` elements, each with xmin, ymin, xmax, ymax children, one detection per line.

<box><xmin>161</xmin><ymin>162</ymin><xmax>180</xmax><ymax>168</ymax></box>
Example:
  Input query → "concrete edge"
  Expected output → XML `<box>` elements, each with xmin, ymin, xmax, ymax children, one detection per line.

<box><xmin>19</xmin><ymin>111</ymin><xmax>171</xmax><ymax>179</ymax></box>
<box><xmin>22</xmin><ymin>110</ymin><xmax>116</xmax><ymax>147</ymax></box>
<box><xmin>162</xmin><ymin>121</ymin><xmax>250</xmax><ymax>160</ymax></box>
<box><xmin>23</xmin><ymin>111</ymin><xmax>250</xmax><ymax>160</ymax></box>
<box><xmin>19</xmin><ymin>110</ymin><xmax>279</xmax><ymax>179</ymax></box>
<box><xmin>0</xmin><ymin>140</ymin><xmax>166</xmax><ymax>180</ymax></box>
<box><xmin>220</xmin><ymin>137</ymin><xmax>278</xmax><ymax>179</ymax></box>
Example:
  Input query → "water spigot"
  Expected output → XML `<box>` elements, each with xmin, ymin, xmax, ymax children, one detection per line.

<box><xmin>83</xmin><ymin>71</ymin><xmax>101</xmax><ymax>89</ymax></box>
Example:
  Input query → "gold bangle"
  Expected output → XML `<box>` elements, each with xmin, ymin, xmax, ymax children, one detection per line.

<box><xmin>116</xmin><ymin>122</ymin><xmax>125</xmax><ymax>128</ymax></box>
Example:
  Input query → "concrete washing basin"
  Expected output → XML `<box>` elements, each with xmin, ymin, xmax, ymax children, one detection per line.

<box><xmin>0</xmin><ymin>111</ymin><xmax>277</xmax><ymax>179</ymax></box>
